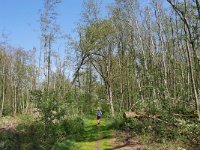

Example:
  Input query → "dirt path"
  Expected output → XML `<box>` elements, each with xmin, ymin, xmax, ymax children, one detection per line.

<box><xmin>110</xmin><ymin>130</ymin><xmax>142</xmax><ymax>150</ymax></box>
<box><xmin>95</xmin><ymin>126</ymin><xmax>101</xmax><ymax>150</ymax></box>
<box><xmin>96</xmin><ymin>139</ymin><xmax>101</xmax><ymax>150</ymax></box>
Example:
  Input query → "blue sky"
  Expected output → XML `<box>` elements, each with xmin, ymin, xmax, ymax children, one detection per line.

<box><xmin>0</xmin><ymin>0</ymin><xmax>114</xmax><ymax>50</ymax></box>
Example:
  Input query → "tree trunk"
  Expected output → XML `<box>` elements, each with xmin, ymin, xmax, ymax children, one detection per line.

<box><xmin>108</xmin><ymin>84</ymin><xmax>114</xmax><ymax>117</ymax></box>
<box><xmin>0</xmin><ymin>66</ymin><xmax>5</xmax><ymax>117</ymax></box>
<box><xmin>185</xmin><ymin>29</ymin><xmax>200</xmax><ymax>119</ymax></box>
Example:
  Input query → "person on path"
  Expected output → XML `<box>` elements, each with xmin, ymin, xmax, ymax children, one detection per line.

<box><xmin>96</xmin><ymin>109</ymin><xmax>102</xmax><ymax>126</ymax></box>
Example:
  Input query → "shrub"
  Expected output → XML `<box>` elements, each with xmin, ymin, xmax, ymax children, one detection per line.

<box><xmin>124</xmin><ymin>117</ymin><xmax>179</xmax><ymax>142</ymax></box>
<box><xmin>179</xmin><ymin>121</ymin><xmax>200</xmax><ymax>148</ymax></box>
<box><xmin>61</xmin><ymin>117</ymin><xmax>84</xmax><ymax>134</ymax></box>
<box><xmin>108</xmin><ymin>115</ymin><xmax>125</xmax><ymax>129</ymax></box>
<box><xmin>126</xmin><ymin>118</ymin><xmax>149</xmax><ymax>135</ymax></box>
<box><xmin>18</xmin><ymin>114</ymin><xmax>34</xmax><ymax>125</ymax></box>
<box><xmin>18</xmin><ymin>121</ymin><xmax>45</xmax><ymax>150</ymax></box>
<box><xmin>0</xmin><ymin>131</ymin><xmax>18</xmax><ymax>150</ymax></box>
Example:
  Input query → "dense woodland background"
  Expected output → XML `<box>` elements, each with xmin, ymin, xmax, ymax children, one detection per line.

<box><xmin>1</xmin><ymin>0</ymin><xmax>199</xmax><ymax>118</ymax></box>
<box><xmin>0</xmin><ymin>0</ymin><xmax>200</xmax><ymax>149</ymax></box>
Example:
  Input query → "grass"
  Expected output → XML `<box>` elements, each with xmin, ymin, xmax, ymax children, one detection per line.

<box><xmin>69</xmin><ymin>116</ymin><xmax>114</xmax><ymax>150</ymax></box>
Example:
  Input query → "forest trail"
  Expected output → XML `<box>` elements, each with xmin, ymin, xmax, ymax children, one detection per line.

<box><xmin>74</xmin><ymin>117</ymin><xmax>142</xmax><ymax>150</ymax></box>
<box><xmin>73</xmin><ymin>117</ymin><xmax>113</xmax><ymax>150</ymax></box>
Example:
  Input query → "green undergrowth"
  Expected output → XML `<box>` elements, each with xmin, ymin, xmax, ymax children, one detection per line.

<box><xmin>2</xmin><ymin>113</ymin><xmax>199</xmax><ymax>150</ymax></box>
<box><xmin>116</xmin><ymin>115</ymin><xmax>200</xmax><ymax>150</ymax></box>
<box><xmin>0</xmin><ymin>115</ymin><xmax>114</xmax><ymax>150</ymax></box>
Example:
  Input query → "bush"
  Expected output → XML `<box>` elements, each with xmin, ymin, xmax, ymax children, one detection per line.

<box><xmin>179</xmin><ymin>120</ymin><xmax>200</xmax><ymax>148</ymax></box>
<box><xmin>16</xmin><ymin>118</ymin><xmax>83</xmax><ymax>150</ymax></box>
<box><xmin>18</xmin><ymin>114</ymin><xmax>34</xmax><ymax>125</ymax></box>
<box><xmin>18</xmin><ymin>121</ymin><xmax>45</xmax><ymax>150</ymax></box>
<box><xmin>108</xmin><ymin>115</ymin><xmax>125</xmax><ymax>129</ymax></box>
<box><xmin>151</xmin><ymin>121</ymin><xmax>178</xmax><ymax>142</ymax></box>
<box><xmin>0</xmin><ymin>131</ymin><xmax>19</xmax><ymax>150</ymax></box>
<box><xmin>61</xmin><ymin>117</ymin><xmax>84</xmax><ymax>134</ymax></box>
<box><xmin>124</xmin><ymin>117</ymin><xmax>179</xmax><ymax>142</ymax></box>
<box><xmin>125</xmin><ymin>118</ymin><xmax>149</xmax><ymax>135</ymax></box>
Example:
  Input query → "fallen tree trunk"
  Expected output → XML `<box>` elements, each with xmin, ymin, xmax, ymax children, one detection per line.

<box><xmin>123</xmin><ymin>112</ymin><xmax>198</xmax><ymax>119</ymax></box>
<box><xmin>123</xmin><ymin>112</ymin><xmax>161</xmax><ymax>119</ymax></box>
<box><xmin>123</xmin><ymin>112</ymin><xmax>139</xmax><ymax>118</ymax></box>
<box><xmin>173</xmin><ymin>114</ymin><xmax>198</xmax><ymax>118</ymax></box>
<box><xmin>123</xmin><ymin>112</ymin><xmax>176</xmax><ymax>127</ymax></box>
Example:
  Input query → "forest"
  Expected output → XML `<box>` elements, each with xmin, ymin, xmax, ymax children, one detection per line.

<box><xmin>0</xmin><ymin>0</ymin><xmax>200</xmax><ymax>149</ymax></box>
